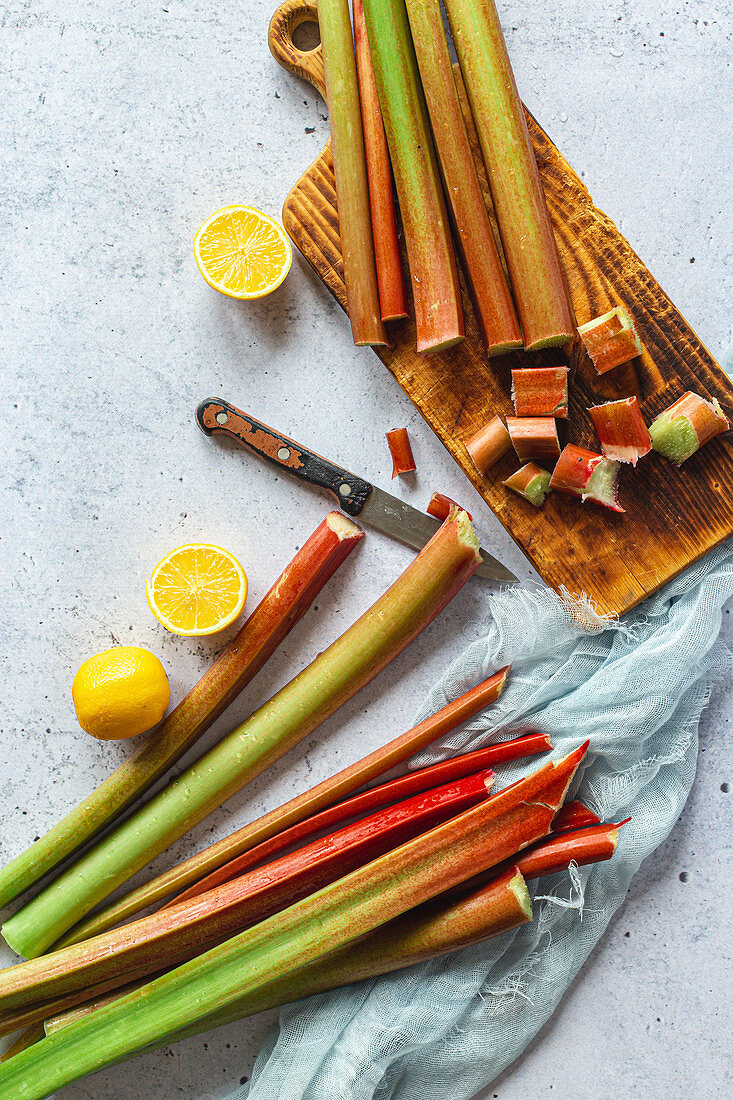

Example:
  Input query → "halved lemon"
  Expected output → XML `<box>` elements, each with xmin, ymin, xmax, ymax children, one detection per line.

<box><xmin>146</xmin><ymin>544</ymin><xmax>248</xmax><ymax>636</ymax></box>
<box><xmin>193</xmin><ymin>205</ymin><xmax>292</xmax><ymax>299</ymax></box>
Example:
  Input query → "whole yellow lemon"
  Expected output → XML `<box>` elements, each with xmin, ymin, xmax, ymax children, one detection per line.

<box><xmin>72</xmin><ymin>646</ymin><xmax>171</xmax><ymax>741</ymax></box>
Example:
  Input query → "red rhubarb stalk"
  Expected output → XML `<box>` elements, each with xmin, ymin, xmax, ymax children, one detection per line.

<box><xmin>511</xmin><ymin>367</ymin><xmax>569</xmax><ymax>418</ymax></box>
<box><xmin>550</xmin><ymin>444</ymin><xmax>624</xmax><ymax>513</ymax></box>
<box><xmin>443</xmin><ymin>0</ymin><xmax>574</xmax><ymax>350</ymax></box>
<box><xmin>57</xmin><ymin>668</ymin><xmax>514</xmax><ymax>942</ymax></box>
<box><xmin>0</xmin><ymin>513</ymin><xmax>363</xmax><ymax>912</ymax></box>
<box><xmin>448</xmin><ymin>815</ymin><xmax>626</xmax><ymax>896</ymax></box>
<box><xmin>552</xmin><ymin>800</ymin><xmax>601</xmax><ymax>833</ymax></box>
<box><xmin>577</xmin><ymin>306</ymin><xmax>642</xmax><ymax>374</ymax></box>
<box><xmin>649</xmin><ymin>391</ymin><xmax>730</xmax><ymax>465</ymax></box>
<box><xmin>403</xmin><ymin>0</ymin><xmax>522</xmax><ymax>354</ymax></box>
<box><xmin>352</xmin><ymin>0</ymin><xmax>408</xmax><ymax>321</ymax></box>
<box><xmin>386</xmin><ymin>427</ymin><xmax>417</xmax><ymax>477</ymax></box>
<box><xmin>589</xmin><ymin>396</ymin><xmax>652</xmax><ymax>465</ymax></box>
<box><xmin>507</xmin><ymin>417</ymin><xmax>561</xmax><ymax>464</ymax></box>
<box><xmin>0</xmin><ymin>749</ymin><xmax>587</xmax><ymax>1096</ymax></box>
<box><xmin>171</xmin><ymin>737</ymin><xmax>547</xmax><ymax>904</ymax></box>
<box><xmin>0</xmin><ymin>773</ymin><xmax>495</xmax><ymax>1013</ymax></box>
<box><xmin>361</xmin><ymin>0</ymin><xmax>464</xmax><ymax>352</ymax></box>
<box><xmin>427</xmin><ymin>493</ymin><xmax>472</xmax><ymax>522</ymax></box>
<box><xmin>503</xmin><ymin>463</ymin><xmax>552</xmax><ymax>507</ymax></box>
<box><xmin>319</xmin><ymin>0</ymin><xmax>388</xmax><ymax>346</ymax></box>
<box><xmin>467</xmin><ymin>416</ymin><xmax>511</xmax><ymax>475</ymax></box>
<box><xmin>509</xmin><ymin>820</ymin><xmax>628</xmax><ymax>879</ymax></box>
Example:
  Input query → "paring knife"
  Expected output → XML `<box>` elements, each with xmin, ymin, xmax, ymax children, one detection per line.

<box><xmin>196</xmin><ymin>398</ymin><xmax>516</xmax><ymax>582</ymax></box>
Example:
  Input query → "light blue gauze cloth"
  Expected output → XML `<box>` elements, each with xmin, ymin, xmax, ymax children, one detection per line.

<box><xmin>237</xmin><ymin>351</ymin><xmax>733</xmax><ymax>1100</ymax></box>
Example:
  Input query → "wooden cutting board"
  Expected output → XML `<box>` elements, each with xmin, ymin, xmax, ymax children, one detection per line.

<box><xmin>267</xmin><ymin>0</ymin><xmax>733</xmax><ymax>618</ymax></box>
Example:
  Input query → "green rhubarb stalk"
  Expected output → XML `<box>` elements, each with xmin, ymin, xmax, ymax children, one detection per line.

<box><xmin>57</xmin><ymin>668</ymin><xmax>511</xmax><ymax>944</ymax></box>
<box><xmin>319</xmin><ymin>0</ymin><xmax>387</xmax><ymax>346</ymax></box>
<box><xmin>0</xmin><ymin>513</ymin><xmax>363</xmax><ymax>910</ymax></box>
<box><xmin>2</xmin><ymin>513</ymin><xmax>481</xmax><ymax>960</ymax></box>
<box><xmin>0</xmin><ymin>748</ymin><xmax>584</xmax><ymax>1097</ymax></box>
<box><xmin>443</xmin><ymin>0</ymin><xmax>574</xmax><ymax>350</ymax></box>
<box><xmin>403</xmin><ymin>0</ymin><xmax>522</xmax><ymax>354</ymax></box>
<box><xmin>361</xmin><ymin>0</ymin><xmax>464</xmax><ymax>353</ymax></box>
<box><xmin>48</xmin><ymin>866</ymin><xmax>531</xmax><ymax>1046</ymax></box>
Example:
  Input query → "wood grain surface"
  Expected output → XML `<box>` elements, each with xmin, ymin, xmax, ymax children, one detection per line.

<box><xmin>268</xmin><ymin>0</ymin><xmax>733</xmax><ymax>618</ymax></box>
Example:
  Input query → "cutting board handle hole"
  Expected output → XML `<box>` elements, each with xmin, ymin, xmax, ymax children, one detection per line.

<box><xmin>291</xmin><ymin>18</ymin><xmax>320</xmax><ymax>52</ymax></box>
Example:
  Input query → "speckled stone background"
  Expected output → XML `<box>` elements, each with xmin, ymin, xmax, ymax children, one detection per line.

<box><xmin>1</xmin><ymin>1</ymin><xmax>731</xmax><ymax>1097</ymax></box>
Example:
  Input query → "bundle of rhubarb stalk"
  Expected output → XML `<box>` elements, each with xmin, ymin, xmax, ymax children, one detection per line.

<box><xmin>315</xmin><ymin>0</ymin><xmax>729</xmax><ymax>514</ymax></box>
<box><xmin>0</xmin><ymin>509</ymin><xmax>626</xmax><ymax>1096</ymax></box>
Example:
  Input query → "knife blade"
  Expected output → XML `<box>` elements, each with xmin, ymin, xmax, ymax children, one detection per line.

<box><xmin>196</xmin><ymin>399</ymin><xmax>516</xmax><ymax>582</ymax></box>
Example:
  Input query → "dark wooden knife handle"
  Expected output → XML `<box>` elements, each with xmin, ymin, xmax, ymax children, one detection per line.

<box><xmin>196</xmin><ymin>399</ymin><xmax>373</xmax><ymax>517</ymax></box>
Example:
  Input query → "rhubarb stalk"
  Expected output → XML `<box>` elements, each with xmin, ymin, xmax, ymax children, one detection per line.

<box><xmin>49</xmin><ymin>867</ymin><xmax>532</xmax><ymax>1047</ymax></box>
<box><xmin>443</xmin><ymin>0</ymin><xmax>574</xmax><ymax>350</ymax></box>
<box><xmin>552</xmin><ymin>800</ymin><xmax>600</xmax><ymax>833</ymax></box>
<box><xmin>588</xmin><ymin>397</ymin><xmax>652</xmax><ymax>465</ymax></box>
<box><xmin>503</xmin><ymin>463</ymin><xmax>552</xmax><ymax>507</ymax></box>
<box><xmin>577</xmin><ymin>306</ymin><xmax>642</xmax><ymax>374</ymax></box>
<box><xmin>649</xmin><ymin>391</ymin><xmax>730</xmax><ymax>465</ymax></box>
<box><xmin>352</xmin><ymin>0</ymin><xmax>408</xmax><ymax>321</ymax></box>
<box><xmin>403</xmin><ymin>0</ymin><xmax>522</xmax><ymax>354</ymax></box>
<box><xmin>54</xmin><ymin>669</ymin><xmax>517</xmax><ymax>943</ymax></box>
<box><xmin>0</xmin><ymin>748</ymin><xmax>585</xmax><ymax>1096</ymax></box>
<box><xmin>386</xmin><ymin>427</ymin><xmax>417</xmax><ymax>477</ymax></box>
<box><xmin>427</xmin><ymin>493</ymin><xmax>472</xmax><ymax>522</ymax></box>
<box><xmin>466</xmin><ymin>416</ymin><xmax>511</xmax><ymax>475</ymax></box>
<box><xmin>0</xmin><ymin>773</ymin><xmax>495</xmax><ymax>1014</ymax></box>
<box><xmin>361</xmin><ymin>0</ymin><xmax>464</xmax><ymax>353</ymax></box>
<box><xmin>318</xmin><ymin>0</ymin><xmax>387</xmax><ymax>346</ymax></box>
<box><xmin>550</xmin><ymin>444</ymin><xmax>624</xmax><ymax>513</ymax></box>
<box><xmin>3</xmin><ymin>512</ymin><xmax>481</xmax><ymax>959</ymax></box>
<box><xmin>506</xmin><ymin>418</ymin><xmax>561</xmax><ymax>464</ymax></box>
<box><xmin>0</xmin><ymin>514</ymin><xmax>363</xmax><ymax>911</ymax></box>
<box><xmin>511</xmin><ymin>367</ymin><xmax>569</xmax><ymax>418</ymax></box>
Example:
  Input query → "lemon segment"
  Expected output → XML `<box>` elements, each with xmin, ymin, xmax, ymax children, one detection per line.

<box><xmin>72</xmin><ymin>647</ymin><xmax>171</xmax><ymax>741</ymax></box>
<box><xmin>146</xmin><ymin>543</ymin><xmax>247</xmax><ymax>636</ymax></box>
<box><xmin>193</xmin><ymin>205</ymin><xmax>292</xmax><ymax>299</ymax></box>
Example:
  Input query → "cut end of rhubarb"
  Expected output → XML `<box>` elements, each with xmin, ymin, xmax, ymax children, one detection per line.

<box><xmin>649</xmin><ymin>391</ymin><xmax>729</xmax><ymax>465</ymax></box>
<box><xmin>578</xmin><ymin>306</ymin><xmax>643</xmax><ymax>374</ymax></box>
<box><xmin>455</xmin><ymin>510</ymin><xmax>481</xmax><ymax>561</ymax></box>
<box><xmin>326</xmin><ymin>513</ymin><xmax>366</xmax><ymax>541</ymax></box>
<box><xmin>503</xmin><ymin>463</ymin><xmax>552</xmax><ymax>507</ymax></box>
<box><xmin>550</xmin><ymin>445</ymin><xmax>624</xmax><ymax>513</ymax></box>
<box><xmin>524</xmin><ymin>331</ymin><xmax>575</xmax><ymax>353</ymax></box>
<box><xmin>508</xmin><ymin>869</ymin><xmax>533</xmax><ymax>920</ymax></box>
<box><xmin>584</xmin><ymin>457</ymin><xmax>624</xmax><ymax>513</ymax></box>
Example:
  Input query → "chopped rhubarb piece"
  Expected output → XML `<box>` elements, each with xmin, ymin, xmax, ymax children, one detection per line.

<box><xmin>506</xmin><ymin>417</ymin><xmax>561</xmax><ymax>464</ymax></box>
<box><xmin>427</xmin><ymin>492</ymin><xmax>472</xmax><ymax>522</ymax></box>
<box><xmin>588</xmin><ymin>396</ymin><xmax>652</xmax><ymax>466</ymax></box>
<box><xmin>550</xmin><ymin>444</ymin><xmax>624</xmax><ymax>513</ymax></box>
<box><xmin>386</xmin><ymin>428</ymin><xmax>417</xmax><ymax>477</ymax></box>
<box><xmin>466</xmin><ymin>416</ymin><xmax>511</xmax><ymax>474</ymax></box>
<box><xmin>649</xmin><ymin>391</ymin><xmax>730</xmax><ymax>465</ymax></box>
<box><xmin>503</xmin><ymin>463</ymin><xmax>552</xmax><ymax>507</ymax></box>
<box><xmin>577</xmin><ymin>306</ymin><xmax>642</xmax><ymax>374</ymax></box>
<box><xmin>511</xmin><ymin>367</ymin><xmax>569</xmax><ymax>419</ymax></box>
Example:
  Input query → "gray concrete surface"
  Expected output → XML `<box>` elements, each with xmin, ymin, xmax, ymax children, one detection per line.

<box><xmin>1</xmin><ymin>1</ymin><xmax>730</xmax><ymax>1097</ymax></box>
